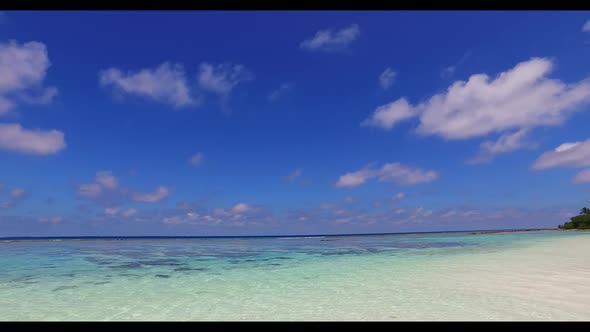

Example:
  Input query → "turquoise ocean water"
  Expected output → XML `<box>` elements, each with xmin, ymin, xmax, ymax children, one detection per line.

<box><xmin>1</xmin><ymin>231</ymin><xmax>589</xmax><ymax>320</ymax></box>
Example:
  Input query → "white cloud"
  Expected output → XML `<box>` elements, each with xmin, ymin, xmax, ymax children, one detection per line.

<box><xmin>286</xmin><ymin>168</ymin><xmax>303</xmax><ymax>182</ymax></box>
<box><xmin>573</xmin><ymin>169</ymin><xmax>590</xmax><ymax>183</ymax></box>
<box><xmin>300</xmin><ymin>24</ymin><xmax>360</xmax><ymax>52</ymax></box>
<box><xmin>95</xmin><ymin>171</ymin><xmax>118</xmax><ymax>190</ymax></box>
<box><xmin>0</xmin><ymin>123</ymin><xmax>66</xmax><ymax>155</ymax></box>
<box><xmin>231</xmin><ymin>203</ymin><xmax>254</xmax><ymax>214</ymax></box>
<box><xmin>532</xmin><ymin>139</ymin><xmax>590</xmax><ymax>170</ymax></box>
<box><xmin>268</xmin><ymin>83</ymin><xmax>292</xmax><ymax>102</ymax></box>
<box><xmin>335</xmin><ymin>166</ymin><xmax>375</xmax><ymax>188</ymax></box>
<box><xmin>378</xmin><ymin>163</ymin><xmax>439</xmax><ymax>185</ymax></box>
<box><xmin>416</xmin><ymin>58</ymin><xmax>590</xmax><ymax>139</ymax></box>
<box><xmin>104</xmin><ymin>206</ymin><xmax>137</xmax><ymax>218</ymax></box>
<box><xmin>336</xmin><ymin>162</ymin><xmax>438</xmax><ymax>188</ymax></box>
<box><xmin>159</xmin><ymin>202</ymin><xmax>264</xmax><ymax>226</ymax></box>
<box><xmin>104</xmin><ymin>207</ymin><xmax>121</xmax><ymax>216</ymax></box>
<box><xmin>132</xmin><ymin>186</ymin><xmax>170</xmax><ymax>203</ymax></box>
<box><xmin>379</xmin><ymin>67</ymin><xmax>396</xmax><ymax>90</ymax></box>
<box><xmin>392</xmin><ymin>192</ymin><xmax>405</xmax><ymax>200</ymax></box>
<box><xmin>333</xmin><ymin>209</ymin><xmax>348</xmax><ymax>216</ymax></box>
<box><xmin>361</xmin><ymin>98</ymin><xmax>416</xmax><ymax>130</ymax></box>
<box><xmin>18</xmin><ymin>86</ymin><xmax>58</xmax><ymax>105</ymax></box>
<box><xmin>363</xmin><ymin>58</ymin><xmax>590</xmax><ymax>160</ymax></box>
<box><xmin>413</xmin><ymin>207</ymin><xmax>433</xmax><ymax>218</ymax></box>
<box><xmin>0</xmin><ymin>186</ymin><xmax>28</xmax><ymax>209</ymax></box>
<box><xmin>100</xmin><ymin>62</ymin><xmax>194</xmax><ymax>108</ymax></box>
<box><xmin>38</xmin><ymin>216</ymin><xmax>63</xmax><ymax>224</ymax></box>
<box><xmin>78</xmin><ymin>183</ymin><xmax>102</xmax><ymax>198</ymax></box>
<box><xmin>77</xmin><ymin>171</ymin><xmax>119</xmax><ymax>198</ymax></box>
<box><xmin>189</xmin><ymin>152</ymin><xmax>204</xmax><ymax>167</ymax></box>
<box><xmin>198</xmin><ymin>62</ymin><xmax>253</xmax><ymax>98</ymax></box>
<box><xmin>441</xmin><ymin>66</ymin><xmax>456</xmax><ymax>80</ymax></box>
<box><xmin>0</xmin><ymin>40</ymin><xmax>57</xmax><ymax>114</ymax></box>
<box><xmin>555</xmin><ymin>142</ymin><xmax>581</xmax><ymax>152</ymax></box>
<box><xmin>532</xmin><ymin>139</ymin><xmax>590</xmax><ymax>184</ymax></box>
<box><xmin>9</xmin><ymin>188</ymin><xmax>26</xmax><ymax>199</ymax></box>
<box><xmin>0</xmin><ymin>96</ymin><xmax>14</xmax><ymax>115</ymax></box>
<box><xmin>320</xmin><ymin>202</ymin><xmax>336</xmax><ymax>209</ymax></box>
<box><xmin>441</xmin><ymin>210</ymin><xmax>457</xmax><ymax>218</ymax></box>
<box><xmin>583</xmin><ymin>20</ymin><xmax>590</xmax><ymax>33</ymax></box>
<box><xmin>121</xmin><ymin>208</ymin><xmax>138</xmax><ymax>217</ymax></box>
<box><xmin>440</xmin><ymin>51</ymin><xmax>471</xmax><ymax>79</ymax></box>
<box><xmin>467</xmin><ymin>129</ymin><xmax>533</xmax><ymax>164</ymax></box>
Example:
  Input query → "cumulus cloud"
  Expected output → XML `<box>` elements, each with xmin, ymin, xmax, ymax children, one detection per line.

<box><xmin>416</xmin><ymin>58</ymin><xmax>590</xmax><ymax>139</ymax></box>
<box><xmin>78</xmin><ymin>183</ymin><xmax>103</xmax><ymax>198</ymax></box>
<box><xmin>231</xmin><ymin>203</ymin><xmax>255</xmax><ymax>214</ymax></box>
<box><xmin>99</xmin><ymin>62</ymin><xmax>194</xmax><ymax>108</ymax></box>
<box><xmin>100</xmin><ymin>61</ymin><xmax>253</xmax><ymax>110</ymax></box>
<box><xmin>0</xmin><ymin>186</ymin><xmax>28</xmax><ymax>209</ymax></box>
<box><xmin>336</xmin><ymin>162</ymin><xmax>438</xmax><ymax>188</ymax></box>
<box><xmin>38</xmin><ymin>216</ymin><xmax>63</xmax><ymax>224</ymax></box>
<box><xmin>361</xmin><ymin>98</ymin><xmax>416</xmax><ymax>130</ymax></box>
<box><xmin>104</xmin><ymin>207</ymin><xmax>121</xmax><ymax>216</ymax></box>
<box><xmin>18</xmin><ymin>86</ymin><xmax>58</xmax><ymax>105</ymax></box>
<box><xmin>320</xmin><ymin>202</ymin><xmax>336</xmax><ymax>209</ymax></box>
<box><xmin>573</xmin><ymin>169</ymin><xmax>590</xmax><ymax>183</ymax></box>
<box><xmin>441</xmin><ymin>210</ymin><xmax>457</xmax><ymax>218</ymax></box>
<box><xmin>0</xmin><ymin>40</ymin><xmax>58</xmax><ymax>115</ymax></box>
<box><xmin>378</xmin><ymin>163</ymin><xmax>439</xmax><ymax>185</ymax></box>
<box><xmin>104</xmin><ymin>206</ymin><xmax>137</xmax><ymax>218</ymax></box>
<box><xmin>78</xmin><ymin>171</ymin><xmax>173</xmax><ymax>206</ymax></box>
<box><xmin>0</xmin><ymin>123</ymin><xmax>66</xmax><ymax>155</ymax></box>
<box><xmin>441</xmin><ymin>51</ymin><xmax>471</xmax><ymax>79</ymax></box>
<box><xmin>121</xmin><ymin>208</ymin><xmax>138</xmax><ymax>217</ymax></box>
<box><xmin>363</xmin><ymin>58</ymin><xmax>590</xmax><ymax>160</ymax></box>
<box><xmin>189</xmin><ymin>152</ymin><xmax>204</xmax><ymax>167</ymax></box>
<box><xmin>198</xmin><ymin>62</ymin><xmax>253</xmax><ymax>98</ymax></box>
<box><xmin>467</xmin><ymin>129</ymin><xmax>534</xmax><ymax>164</ymax></box>
<box><xmin>532</xmin><ymin>139</ymin><xmax>590</xmax><ymax>170</ymax></box>
<box><xmin>159</xmin><ymin>202</ymin><xmax>263</xmax><ymax>227</ymax></box>
<box><xmin>300</xmin><ymin>24</ymin><xmax>360</xmax><ymax>52</ymax></box>
<box><xmin>268</xmin><ymin>83</ymin><xmax>293</xmax><ymax>102</ymax></box>
<box><xmin>583</xmin><ymin>20</ymin><xmax>590</xmax><ymax>33</ymax></box>
<box><xmin>95</xmin><ymin>171</ymin><xmax>118</xmax><ymax>190</ymax></box>
<box><xmin>379</xmin><ymin>67</ymin><xmax>396</xmax><ymax>90</ymax></box>
<box><xmin>392</xmin><ymin>192</ymin><xmax>405</xmax><ymax>200</ymax></box>
<box><xmin>10</xmin><ymin>188</ymin><xmax>26</xmax><ymax>199</ymax></box>
<box><xmin>78</xmin><ymin>171</ymin><xmax>119</xmax><ymax>198</ymax></box>
<box><xmin>0</xmin><ymin>41</ymin><xmax>63</xmax><ymax>155</ymax></box>
<box><xmin>532</xmin><ymin>139</ymin><xmax>590</xmax><ymax>183</ymax></box>
<box><xmin>286</xmin><ymin>168</ymin><xmax>303</xmax><ymax>182</ymax></box>
<box><xmin>132</xmin><ymin>186</ymin><xmax>170</xmax><ymax>203</ymax></box>
<box><xmin>335</xmin><ymin>166</ymin><xmax>375</xmax><ymax>188</ymax></box>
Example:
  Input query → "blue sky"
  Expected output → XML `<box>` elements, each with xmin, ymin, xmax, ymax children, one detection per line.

<box><xmin>1</xmin><ymin>11</ymin><xmax>590</xmax><ymax>236</ymax></box>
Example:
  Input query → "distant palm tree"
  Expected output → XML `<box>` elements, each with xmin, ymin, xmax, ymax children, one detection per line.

<box><xmin>580</xmin><ymin>207</ymin><xmax>590</xmax><ymax>215</ymax></box>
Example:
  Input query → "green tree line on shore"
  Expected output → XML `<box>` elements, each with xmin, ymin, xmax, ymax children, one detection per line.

<box><xmin>559</xmin><ymin>207</ymin><xmax>590</xmax><ymax>229</ymax></box>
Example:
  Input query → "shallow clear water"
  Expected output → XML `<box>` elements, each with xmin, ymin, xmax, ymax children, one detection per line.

<box><xmin>1</xmin><ymin>231</ymin><xmax>589</xmax><ymax>320</ymax></box>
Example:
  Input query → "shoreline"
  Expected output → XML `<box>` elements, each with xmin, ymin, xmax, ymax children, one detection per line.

<box><xmin>1</xmin><ymin>230</ymin><xmax>589</xmax><ymax>320</ymax></box>
<box><xmin>2</xmin><ymin>228</ymin><xmax>587</xmax><ymax>243</ymax></box>
<box><xmin>468</xmin><ymin>228</ymin><xmax>589</xmax><ymax>235</ymax></box>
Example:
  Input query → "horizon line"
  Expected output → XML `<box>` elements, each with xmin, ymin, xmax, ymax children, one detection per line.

<box><xmin>0</xmin><ymin>227</ymin><xmax>558</xmax><ymax>241</ymax></box>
